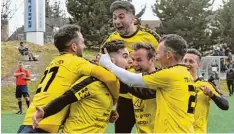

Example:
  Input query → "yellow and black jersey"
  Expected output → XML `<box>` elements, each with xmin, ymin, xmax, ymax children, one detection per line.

<box><xmin>103</xmin><ymin>25</ymin><xmax>160</xmax><ymax>54</ymax></box>
<box><xmin>142</xmin><ymin>65</ymin><xmax>196</xmax><ymax>133</ymax></box>
<box><xmin>132</xmin><ymin>96</ymin><xmax>156</xmax><ymax>133</ymax></box>
<box><xmin>103</xmin><ymin>25</ymin><xmax>159</xmax><ymax>100</ymax></box>
<box><xmin>194</xmin><ymin>79</ymin><xmax>226</xmax><ymax>133</ymax></box>
<box><xmin>63</xmin><ymin>76</ymin><xmax>114</xmax><ymax>133</ymax></box>
<box><xmin>23</xmin><ymin>53</ymin><xmax>118</xmax><ymax>133</ymax></box>
<box><xmin>23</xmin><ymin>54</ymin><xmax>96</xmax><ymax>132</ymax></box>
<box><xmin>40</xmin><ymin>76</ymin><xmax>117</xmax><ymax>133</ymax></box>
<box><xmin>120</xmin><ymin>72</ymin><xmax>156</xmax><ymax>133</ymax></box>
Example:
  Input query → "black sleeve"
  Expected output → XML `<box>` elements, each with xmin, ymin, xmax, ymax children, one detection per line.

<box><xmin>120</xmin><ymin>82</ymin><xmax>156</xmax><ymax>100</ymax></box>
<box><xmin>43</xmin><ymin>90</ymin><xmax>78</xmax><ymax>118</ymax></box>
<box><xmin>120</xmin><ymin>81</ymin><xmax>130</xmax><ymax>94</ymax></box>
<box><xmin>43</xmin><ymin>77</ymin><xmax>97</xmax><ymax>118</ymax></box>
<box><xmin>211</xmin><ymin>95</ymin><xmax>229</xmax><ymax>110</ymax></box>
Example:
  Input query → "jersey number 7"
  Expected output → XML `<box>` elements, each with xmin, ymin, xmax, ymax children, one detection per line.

<box><xmin>36</xmin><ymin>67</ymin><xmax>59</xmax><ymax>94</ymax></box>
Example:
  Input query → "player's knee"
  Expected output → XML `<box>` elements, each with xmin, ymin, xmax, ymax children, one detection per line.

<box><xmin>17</xmin><ymin>98</ymin><xmax>22</xmax><ymax>102</ymax></box>
<box><xmin>24</xmin><ymin>97</ymin><xmax>30</xmax><ymax>101</ymax></box>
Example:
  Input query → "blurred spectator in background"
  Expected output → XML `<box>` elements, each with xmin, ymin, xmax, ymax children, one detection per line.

<box><xmin>198</xmin><ymin>73</ymin><xmax>205</xmax><ymax>80</ymax></box>
<box><xmin>223</xmin><ymin>45</ymin><xmax>229</xmax><ymax>56</ymax></box>
<box><xmin>227</xmin><ymin>52</ymin><xmax>233</xmax><ymax>67</ymax></box>
<box><xmin>208</xmin><ymin>72</ymin><xmax>216</xmax><ymax>86</ymax></box>
<box><xmin>18</xmin><ymin>42</ymin><xmax>38</xmax><ymax>61</ymax></box>
<box><xmin>221</xmin><ymin>48</ymin><xmax>225</xmax><ymax>56</ymax></box>
<box><xmin>229</xmin><ymin>61</ymin><xmax>234</xmax><ymax>69</ymax></box>
<box><xmin>226</xmin><ymin>68</ymin><xmax>234</xmax><ymax>96</ymax></box>
<box><xmin>221</xmin><ymin>58</ymin><xmax>227</xmax><ymax>72</ymax></box>
<box><xmin>213</xmin><ymin>47</ymin><xmax>224</xmax><ymax>56</ymax></box>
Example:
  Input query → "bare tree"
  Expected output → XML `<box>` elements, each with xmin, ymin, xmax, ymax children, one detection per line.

<box><xmin>1</xmin><ymin>0</ymin><xmax>24</xmax><ymax>41</ymax></box>
<box><xmin>1</xmin><ymin>0</ymin><xmax>23</xmax><ymax>20</ymax></box>
<box><xmin>1</xmin><ymin>0</ymin><xmax>12</xmax><ymax>41</ymax></box>
<box><xmin>45</xmin><ymin>0</ymin><xmax>69</xmax><ymax>43</ymax></box>
<box><xmin>1</xmin><ymin>0</ymin><xmax>12</xmax><ymax>20</ymax></box>
<box><xmin>46</xmin><ymin>0</ymin><xmax>68</xmax><ymax>28</ymax></box>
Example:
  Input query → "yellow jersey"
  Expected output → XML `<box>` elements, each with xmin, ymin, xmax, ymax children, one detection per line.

<box><xmin>142</xmin><ymin>65</ymin><xmax>196</xmax><ymax>133</ymax></box>
<box><xmin>133</xmin><ymin>96</ymin><xmax>156</xmax><ymax>133</ymax></box>
<box><xmin>103</xmin><ymin>25</ymin><xmax>159</xmax><ymax>99</ymax></box>
<box><xmin>194</xmin><ymin>79</ymin><xmax>221</xmax><ymax>133</ymax></box>
<box><xmin>63</xmin><ymin>76</ymin><xmax>114</xmax><ymax>133</ymax></box>
<box><xmin>104</xmin><ymin>25</ymin><xmax>159</xmax><ymax>54</ymax></box>
<box><xmin>23</xmin><ymin>54</ymin><xmax>101</xmax><ymax>132</ymax></box>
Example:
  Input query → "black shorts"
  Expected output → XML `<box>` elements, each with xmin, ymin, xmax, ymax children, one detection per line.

<box><xmin>115</xmin><ymin>96</ymin><xmax>135</xmax><ymax>133</ymax></box>
<box><xmin>17</xmin><ymin>125</ymin><xmax>49</xmax><ymax>133</ymax></box>
<box><xmin>15</xmin><ymin>85</ymin><xmax>29</xmax><ymax>98</ymax></box>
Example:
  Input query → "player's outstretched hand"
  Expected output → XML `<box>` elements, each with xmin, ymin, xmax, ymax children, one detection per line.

<box><xmin>99</xmin><ymin>48</ymin><xmax>113</xmax><ymax>69</ymax></box>
<box><xmin>32</xmin><ymin>106</ymin><xmax>44</xmax><ymax>129</ymax></box>
<box><xmin>109</xmin><ymin>110</ymin><xmax>119</xmax><ymax>123</ymax></box>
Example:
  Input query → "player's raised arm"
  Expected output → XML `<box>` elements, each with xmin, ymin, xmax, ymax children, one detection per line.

<box><xmin>99</xmin><ymin>49</ymin><xmax>171</xmax><ymax>90</ymax></box>
<box><xmin>99</xmin><ymin>48</ymin><xmax>147</xmax><ymax>88</ymax></box>
<box><xmin>76</xmin><ymin>58</ymin><xmax>120</xmax><ymax>100</ymax></box>
<box><xmin>89</xmin><ymin>66</ymin><xmax>120</xmax><ymax>100</ymax></box>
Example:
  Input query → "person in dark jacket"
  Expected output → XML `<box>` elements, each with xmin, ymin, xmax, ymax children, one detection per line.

<box><xmin>226</xmin><ymin>68</ymin><xmax>234</xmax><ymax>96</ymax></box>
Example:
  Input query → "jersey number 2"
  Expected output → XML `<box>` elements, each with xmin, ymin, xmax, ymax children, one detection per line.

<box><xmin>36</xmin><ymin>67</ymin><xmax>59</xmax><ymax>94</ymax></box>
<box><xmin>187</xmin><ymin>85</ymin><xmax>196</xmax><ymax>114</ymax></box>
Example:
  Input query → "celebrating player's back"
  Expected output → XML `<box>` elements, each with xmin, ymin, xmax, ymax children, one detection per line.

<box><xmin>17</xmin><ymin>25</ymin><xmax>119</xmax><ymax>133</ymax></box>
<box><xmin>143</xmin><ymin>65</ymin><xmax>196</xmax><ymax>132</ymax></box>
<box><xmin>32</xmin><ymin>40</ymin><xmax>132</xmax><ymax>133</ymax></box>
<box><xmin>23</xmin><ymin>54</ymin><xmax>94</xmax><ymax>132</ymax></box>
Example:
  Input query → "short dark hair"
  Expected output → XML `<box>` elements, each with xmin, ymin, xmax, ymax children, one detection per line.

<box><xmin>110</xmin><ymin>1</ymin><xmax>135</xmax><ymax>15</ymax></box>
<box><xmin>132</xmin><ymin>43</ymin><xmax>156</xmax><ymax>60</ymax></box>
<box><xmin>20</xmin><ymin>42</ymin><xmax>23</xmax><ymax>45</ymax></box>
<box><xmin>18</xmin><ymin>61</ymin><xmax>23</xmax><ymax>67</ymax></box>
<box><xmin>101</xmin><ymin>40</ymin><xmax>125</xmax><ymax>54</ymax></box>
<box><xmin>186</xmin><ymin>48</ymin><xmax>202</xmax><ymax>62</ymax></box>
<box><xmin>159</xmin><ymin>34</ymin><xmax>187</xmax><ymax>61</ymax></box>
<box><xmin>54</xmin><ymin>24</ymin><xmax>80</xmax><ymax>52</ymax></box>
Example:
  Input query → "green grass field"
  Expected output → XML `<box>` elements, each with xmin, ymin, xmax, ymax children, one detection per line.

<box><xmin>1</xmin><ymin>96</ymin><xmax>234</xmax><ymax>133</ymax></box>
<box><xmin>1</xmin><ymin>41</ymin><xmax>234</xmax><ymax>133</ymax></box>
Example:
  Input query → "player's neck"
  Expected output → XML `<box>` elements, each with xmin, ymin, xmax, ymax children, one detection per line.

<box><xmin>165</xmin><ymin>60</ymin><xmax>183</xmax><ymax>68</ymax></box>
<box><xmin>61</xmin><ymin>51</ymin><xmax>78</xmax><ymax>56</ymax></box>
<box><xmin>147</xmin><ymin>66</ymin><xmax>156</xmax><ymax>73</ymax></box>
<box><xmin>125</xmin><ymin>25</ymin><xmax>137</xmax><ymax>36</ymax></box>
<box><xmin>192</xmin><ymin>72</ymin><xmax>198</xmax><ymax>80</ymax></box>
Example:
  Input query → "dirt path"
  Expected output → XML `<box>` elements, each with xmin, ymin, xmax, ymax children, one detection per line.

<box><xmin>1</xmin><ymin>54</ymin><xmax>50</xmax><ymax>88</ymax></box>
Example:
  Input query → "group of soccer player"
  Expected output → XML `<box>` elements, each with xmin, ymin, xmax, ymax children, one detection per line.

<box><xmin>17</xmin><ymin>1</ymin><xmax>229</xmax><ymax>133</ymax></box>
